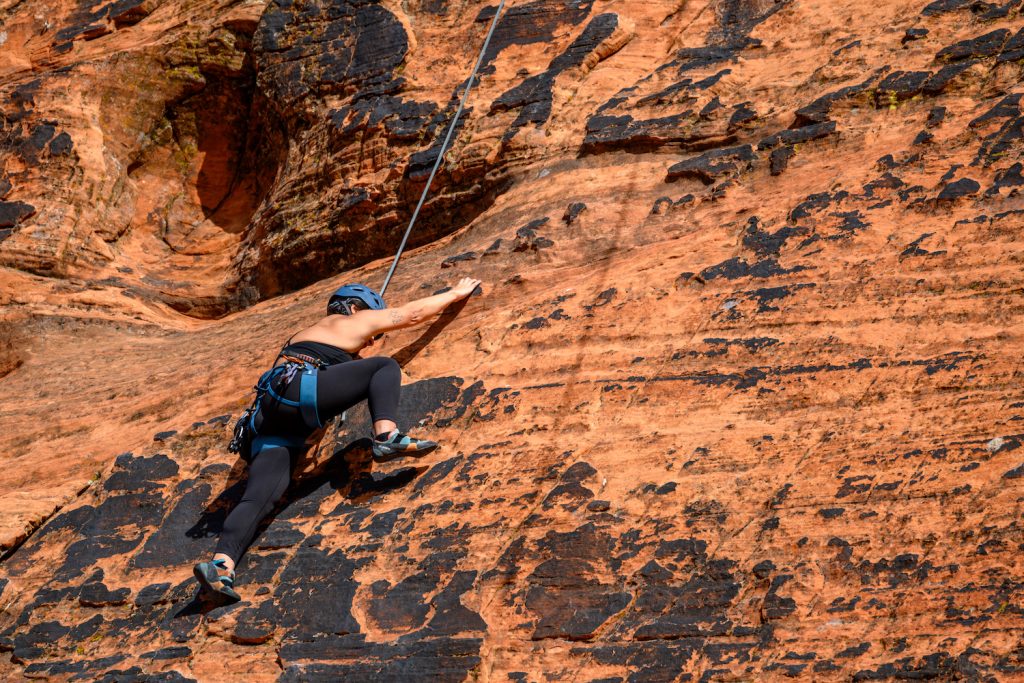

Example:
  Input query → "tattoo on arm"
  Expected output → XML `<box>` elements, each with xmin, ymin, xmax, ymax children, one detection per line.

<box><xmin>389</xmin><ymin>310</ymin><xmax>404</xmax><ymax>325</ymax></box>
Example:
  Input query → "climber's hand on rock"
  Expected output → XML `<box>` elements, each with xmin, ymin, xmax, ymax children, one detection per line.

<box><xmin>450</xmin><ymin>277</ymin><xmax>482</xmax><ymax>299</ymax></box>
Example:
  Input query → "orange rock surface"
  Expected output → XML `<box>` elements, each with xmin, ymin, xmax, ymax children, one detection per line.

<box><xmin>2</xmin><ymin>0</ymin><xmax>1024</xmax><ymax>679</ymax></box>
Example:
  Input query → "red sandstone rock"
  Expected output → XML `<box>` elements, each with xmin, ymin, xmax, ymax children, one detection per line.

<box><xmin>2</xmin><ymin>0</ymin><xmax>1024</xmax><ymax>679</ymax></box>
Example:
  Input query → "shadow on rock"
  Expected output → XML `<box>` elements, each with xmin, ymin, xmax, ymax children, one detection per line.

<box><xmin>328</xmin><ymin>437</ymin><xmax>428</xmax><ymax>503</ymax></box>
<box><xmin>185</xmin><ymin>438</ymin><xmax>426</xmax><ymax>566</ymax></box>
<box><xmin>173</xmin><ymin>587</ymin><xmax>244</xmax><ymax>619</ymax></box>
<box><xmin>391</xmin><ymin>296</ymin><xmax>469</xmax><ymax>368</ymax></box>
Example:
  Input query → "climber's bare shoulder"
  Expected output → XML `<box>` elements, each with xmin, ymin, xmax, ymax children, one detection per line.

<box><xmin>288</xmin><ymin>314</ymin><xmax>373</xmax><ymax>352</ymax></box>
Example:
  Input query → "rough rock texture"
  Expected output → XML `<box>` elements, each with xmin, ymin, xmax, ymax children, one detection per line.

<box><xmin>3</xmin><ymin>0</ymin><xmax>1024</xmax><ymax>680</ymax></box>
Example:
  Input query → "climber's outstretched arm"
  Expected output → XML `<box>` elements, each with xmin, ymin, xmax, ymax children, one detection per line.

<box><xmin>356</xmin><ymin>277</ymin><xmax>481</xmax><ymax>337</ymax></box>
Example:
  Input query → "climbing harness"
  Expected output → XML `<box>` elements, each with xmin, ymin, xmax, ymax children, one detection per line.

<box><xmin>228</xmin><ymin>353</ymin><xmax>326</xmax><ymax>462</ymax></box>
<box><xmin>379</xmin><ymin>0</ymin><xmax>507</xmax><ymax>296</ymax></box>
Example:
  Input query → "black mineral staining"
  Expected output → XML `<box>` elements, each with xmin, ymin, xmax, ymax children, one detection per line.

<box><xmin>0</xmin><ymin>201</ymin><xmax>36</xmax><ymax>230</ymax></box>
<box><xmin>78</xmin><ymin>581</ymin><xmax>131</xmax><ymax>608</ymax></box>
<box><xmin>741</xmin><ymin>219</ymin><xmax>801</xmax><ymax>257</ymax></box>
<box><xmin>875</xmin><ymin>71</ymin><xmax>931</xmax><ymax>105</ymax></box>
<box><xmin>764</xmin><ymin>575</ymin><xmax>797</xmax><ymax>620</ymax></box>
<box><xmin>476</xmin><ymin>0</ymin><xmax>595</xmax><ymax>68</ymax></box>
<box><xmin>759</xmin><ymin>121</ymin><xmax>836</xmax><ymax>149</ymax></box>
<box><xmin>744</xmin><ymin>283</ymin><xmax>815</xmax><ymax>312</ymax></box>
<box><xmin>513</xmin><ymin>217</ymin><xmax>554</xmax><ymax>251</ymax></box>
<box><xmin>770</xmin><ymin>146</ymin><xmax>795</xmax><ymax>175</ymax></box>
<box><xmin>988</xmin><ymin>163</ymin><xmax>1024</xmax><ymax>195</ymax></box>
<box><xmin>491</xmin><ymin>14</ymin><xmax>619</xmax><ymax>140</ymax></box>
<box><xmin>728</xmin><ymin>102</ymin><xmax>757</xmax><ymax>131</ymax></box>
<box><xmin>422</xmin><ymin>570</ymin><xmax>487</xmax><ymax>635</ymax></box>
<box><xmin>441</xmin><ymin>251</ymin><xmax>478</xmax><ymax>268</ymax></box>
<box><xmin>255</xmin><ymin>520</ymin><xmax>306</xmax><ymax>549</ymax></box>
<box><xmin>900</xmin><ymin>233</ymin><xmax>945</xmax><ymax>260</ymax></box>
<box><xmin>937</xmin><ymin>178</ymin><xmax>981</xmax><ymax>201</ymax></box>
<box><xmin>968</xmin><ymin>94</ymin><xmax>1024</xmax><ymax>166</ymax></box>
<box><xmin>793</xmin><ymin>76</ymin><xmax>875</xmax><ymax>127</ymax></box>
<box><xmin>274</xmin><ymin>545</ymin><xmax>363</xmax><ymax>638</ymax></box>
<box><xmin>366</xmin><ymin>573</ymin><xmax>432</xmax><ymax>631</ymax></box>
<box><xmin>902</xmin><ymin>27</ymin><xmax>929</xmax><ymax>44</ymax></box>
<box><xmin>970</xmin><ymin>93</ymin><xmax>1021</xmax><ymax>129</ymax></box>
<box><xmin>589</xmin><ymin>287</ymin><xmax>616</xmax><ymax>308</ymax></box>
<box><xmin>563</xmin><ymin>202</ymin><xmax>587</xmax><ymax>224</ymax></box>
<box><xmin>134</xmin><ymin>583</ymin><xmax>171</xmax><ymax>607</ymax></box>
<box><xmin>700</xmin><ymin>96</ymin><xmax>724</xmax><ymax>118</ymax></box>
<box><xmin>699</xmin><ymin>257</ymin><xmax>806</xmax><ymax>281</ymax></box>
<box><xmin>581</xmin><ymin>0</ymin><xmax>787</xmax><ymax>154</ymax></box>
<box><xmin>913</xmin><ymin>130</ymin><xmax>933</xmax><ymax>145</ymax></box>
<box><xmin>666</xmin><ymin>145</ymin><xmax>755</xmax><ymax>184</ymax></box>
<box><xmin>926</xmin><ymin>106</ymin><xmax>946</xmax><ymax>128</ymax></box>
<box><xmin>692</xmin><ymin>337</ymin><xmax>781</xmax><ymax>356</ymax></box>
<box><xmin>132</xmin><ymin>481</ymin><xmax>213</xmax><ymax>569</ymax></box>
<box><xmin>837</xmin><ymin>641</ymin><xmax>871</xmax><ymax>658</ymax></box>
<box><xmin>526</xmin><ymin>524</ymin><xmax>631</xmax><ymax>640</ymax></box>
<box><xmin>141</xmin><ymin>646</ymin><xmax>192</xmax><ymax>660</ymax></box>
<box><xmin>413</xmin><ymin>456</ymin><xmax>463</xmax><ymax>494</ymax></box>
<box><xmin>922</xmin><ymin>0</ymin><xmax>972</xmax><ymax>14</ymax></box>
<box><xmin>279</xmin><ymin>635</ymin><xmax>483</xmax><ymax>681</ymax></box>
<box><xmin>542</xmin><ymin>466</ymin><xmax>595</xmax><ymax>511</ymax></box>
<box><xmin>18</xmin><ymin>123</ymin><xmax>55</xmax><ymax>162</ymax></box>
<box><xmin>789</xmin><ymin>189</ymin><xmax>848</xmax><ymax>221</ymax></box>
<box><xmin>257</xmin><ymin>0</ymin><xmax>408</xmax><ymax>103</ymax></box>
<box><xmin>999</xmin><ymin>27</ymin><xmax>1024</xmax><ymax>62</ymax></box>
<box><xmin>47</xmin><ymin>492</ymin><xmax>166</xmax><ymax>582</ymax></box>
<box><xmin>104</xmin><ymin>453</ymin><xmax>179</xmax><ymax>493</ymax></box>
<box><xmin>936</xmin><ymin>28</ymin><xmax>1010</xmax><ymax>62</ymax></box>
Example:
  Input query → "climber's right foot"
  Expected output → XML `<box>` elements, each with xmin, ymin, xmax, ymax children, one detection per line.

<box><xmin>372</xmin><ymin>430</ymin><xmax>438</xmax><ymax>463</ymax></box>
<box><xmin>193</xmin><ymin>559</ymin><xmax>241</xmax><ymax>603</ymax></box>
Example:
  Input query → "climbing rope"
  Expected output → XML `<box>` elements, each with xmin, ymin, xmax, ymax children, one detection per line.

<box><xmin>379</xmin><ymin>0</ymin><xmax>507</xmax><ymax>296</ymax></box>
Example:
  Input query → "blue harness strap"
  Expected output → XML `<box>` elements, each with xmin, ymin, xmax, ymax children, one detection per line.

<box><xmin>263</xmin><ymin>367</ymin><xmax>300</xmax><ymax>407</ymax></box>
<box><xmin>299</xmin><ymin>365</ymin><xmax>321</xmax><ymax>428</ymax></box>
<box><xmin>251</xmin><ymin>433</ymin><xmax>309</xmax><ymax>456</ymax></box>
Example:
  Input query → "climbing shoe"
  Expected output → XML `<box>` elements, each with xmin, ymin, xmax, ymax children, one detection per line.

<box><xmin>193</xmin><ymin>559</ymin><xmax>241</xmax><ymax>603</ymax></box>
<box><xmin>372</xmin><ymin>430</ymin><xmax>438</xmax><ymax>463</ymax></box>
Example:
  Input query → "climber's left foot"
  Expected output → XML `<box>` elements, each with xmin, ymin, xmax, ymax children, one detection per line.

<box><xmin>372</xmin><ymin>430</ymin><xmax>438</xmax><ymax>463</ymax></box>
<box><xmin>194</xmin><ymin>559</ymin><xmax>241</xmax><ymax>602</ymax></box>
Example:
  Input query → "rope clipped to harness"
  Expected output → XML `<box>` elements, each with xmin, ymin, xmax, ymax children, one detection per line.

<box><xmin>379</xmin><ymin>0</ymin><xmax>507</xmax><ymax>296</ymax></box>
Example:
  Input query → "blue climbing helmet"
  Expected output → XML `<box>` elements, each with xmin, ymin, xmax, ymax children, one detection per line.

<box><xmin>327</xmin><ymin>283</ymin><xmax>386</xmax><ymax>315</ymax></box>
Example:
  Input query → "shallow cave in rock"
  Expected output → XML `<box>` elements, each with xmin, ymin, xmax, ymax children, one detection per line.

<box><xmin>133</xmin><ymin>29</ymin><xmax>286</xmax><ymax>319</ymax></box>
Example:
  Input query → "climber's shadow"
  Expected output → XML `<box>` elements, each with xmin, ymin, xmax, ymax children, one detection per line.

<box><xmin>186</xmin><ymin>438</ymin><xmax>425</xmax><ymax>552</ymax></box>
<box><xmin>175</xmin><ymin>438</ymin><xmax>425</xmax><ymax>619</ymax></box>
<box><xmin>337</xmin><ymin>440</ymin><xmax>427</xmax><ymax>503</ymax></box>
<box><xmin>173</xmin><ymin>589</ymin><xmax>239</xmax><ymax>618</ymax></box>
<box><xmin>391</xmin><ymin>295</ymin><xmax>469</xmax><ymax>368</ymax></box>
<box><xmin>275</xmin><ymin>437</ymin><xmax>426</xmax><ymax>507</ymax></box>
<box><xmin>236</xmin><ymin>438</ymin><xmax>426</xmax><ymax>554</ymax></box>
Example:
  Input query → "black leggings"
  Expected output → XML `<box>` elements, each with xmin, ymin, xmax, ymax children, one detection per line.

<box><xmin>214</xmin><ymin>356</ymin><xmax>401</xmax><ymax>562</ymax></box>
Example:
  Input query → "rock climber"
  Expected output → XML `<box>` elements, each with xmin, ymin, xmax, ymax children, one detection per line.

<box><xmin>193</xmin><ymin>276</ymin><xmax>482</xmax><ymax>601</ymax></box>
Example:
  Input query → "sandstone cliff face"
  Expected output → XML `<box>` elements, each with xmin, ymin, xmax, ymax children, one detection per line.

<box><xmin>3</xmin><ymin>0</ymin><xmax>1024</xmax><ymax>679</ymax></box>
